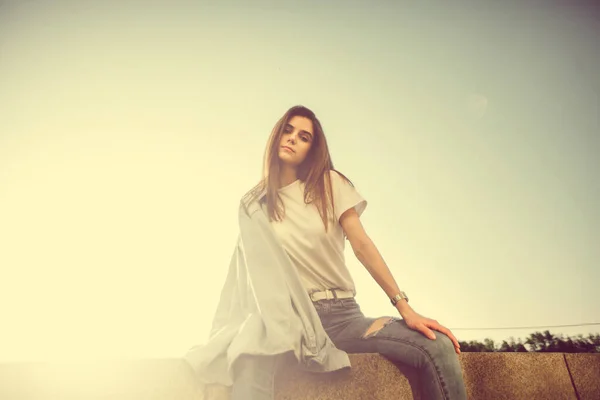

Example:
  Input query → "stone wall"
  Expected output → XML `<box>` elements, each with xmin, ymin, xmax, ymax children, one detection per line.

<box><xmin>1</xmin><ymin>353</ymin><xmax>599</xmax><ymax>399</ymax></box>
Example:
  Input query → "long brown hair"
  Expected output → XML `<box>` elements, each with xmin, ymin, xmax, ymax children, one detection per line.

<box><xmin>242</xmin><ymin>105</ymin><xmax>354</xmax><ymax>232</ymax></box>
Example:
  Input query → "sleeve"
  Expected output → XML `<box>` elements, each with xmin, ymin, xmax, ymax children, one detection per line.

<box><xmin>330</xmin><ymin>170</ymin><xmax>367</xmax><ymax>222</ymax></box>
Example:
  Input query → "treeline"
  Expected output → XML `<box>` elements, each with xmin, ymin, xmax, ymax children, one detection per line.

<box><xmin>457</xmin><ymin>330</ymin><xmax>600</xmax><ymax>353</ymax></box>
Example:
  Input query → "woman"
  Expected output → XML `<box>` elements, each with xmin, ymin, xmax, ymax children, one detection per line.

<box><xmin>234</xmin><ymin>105</ymin><xmax>467</xmax><ymax>399</ymax></box>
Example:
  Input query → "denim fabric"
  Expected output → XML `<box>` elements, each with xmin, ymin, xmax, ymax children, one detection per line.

<box><xmin>232</xmin><ymin>298</ymin><xmax>467</xmax><ymax>400</ymax></box>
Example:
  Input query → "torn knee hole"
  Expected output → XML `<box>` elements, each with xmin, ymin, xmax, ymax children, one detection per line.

<box><xmin>362</xmin><ymin>317</ymin><xmax>393</xmax><ymax>338</ymax></box>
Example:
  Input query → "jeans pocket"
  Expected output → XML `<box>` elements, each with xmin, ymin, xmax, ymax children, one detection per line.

<box><xmin>339</xmin><ymin>298</ymin><xmax>359</xmax><ymax>309</ymax></box>
<box><xmin>313</xmin><ymin>300</ymin><xmax>330</xmax><ymax>314</ymax></box>
<box><xmin>327</xmin><ymin>299</ymin><xmax>358</xmax><ymax>315</ymax></box>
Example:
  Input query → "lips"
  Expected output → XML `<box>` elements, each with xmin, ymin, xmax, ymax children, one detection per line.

<box><xmin>281</xmin><ymin>146</ymin><xmax>295</xmax><ymax>153</ymax></box>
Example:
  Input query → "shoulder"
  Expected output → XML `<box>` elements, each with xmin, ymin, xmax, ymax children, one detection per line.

<box><xmin>328</xmin><ymin>168</ymin><xmax>348</xmax><ymax>182</ymax></box>
<box><xmin>328</xmin><ymin>169</ymin><xmax>355</xmax><ymax>189</ymax></box>
<box><xmin>329</xmin><ymin>169</ymin><xmax>344</xmax><ymax>179</ymax></box>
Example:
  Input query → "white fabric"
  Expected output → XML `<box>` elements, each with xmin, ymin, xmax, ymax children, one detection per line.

<box><xmin>184</xmin><ymin>198</ymin><xmax>351</xmax><ymax>389</ymax></box>
<box><xmin>270</xmin><ymin>170</ymin><xmax>367</xmax><ymax>295</ymax></box>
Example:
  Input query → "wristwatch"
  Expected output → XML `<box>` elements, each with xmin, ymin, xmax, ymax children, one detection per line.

<box><xmin>390</xmin><ymin>291</ymin><xmax>409</xmax><ymax>306</ymax></box>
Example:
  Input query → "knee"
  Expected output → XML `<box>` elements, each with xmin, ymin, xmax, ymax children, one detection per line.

<box><xmin>412</xmin><ymin>332</ymin><xmax>457</xmax><ymax>369</ymax></box>
<box><xmin>431</xmin><ymin>332</ymin><xmax>456</xmax><ymax>356</ymax></box>
<box><xmin>425</xmin><ymin>333</ymin><xmax>461</xmax><ymax>370</ymax></box>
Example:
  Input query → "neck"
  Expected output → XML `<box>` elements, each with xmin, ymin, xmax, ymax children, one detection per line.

<box><xmin>279</xmin><ymin>165</ymin><xmax>298</xmax><ymax>188</ymax></box>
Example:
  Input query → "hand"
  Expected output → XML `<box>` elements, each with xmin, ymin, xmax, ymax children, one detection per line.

<box><xmin>401</xmin><ymin>309</ymin><xmax>461</xmax><ymax>354</ymax></box>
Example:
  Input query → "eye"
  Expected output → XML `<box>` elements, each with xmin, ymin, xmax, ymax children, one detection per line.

<box><xmin>301</xmin><ymin>136</ymin><xmax>310</xmax><ymax>142</ymax></box>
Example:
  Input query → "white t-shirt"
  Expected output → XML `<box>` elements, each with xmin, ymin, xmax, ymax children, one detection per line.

<box><xmin>267</xmin><ymin>170</ymin><xmax>367</xmax><ymax>295</ymax></box>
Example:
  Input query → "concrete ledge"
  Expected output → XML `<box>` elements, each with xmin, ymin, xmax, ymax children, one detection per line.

<box><xmin>0</xmin><ymin>353</ymin><xmax>598</xmax><ymax>399</ymax></box>
<box><xmin>564</xmin><ymin>353</ymin><xmax>600</xmax><ymax>400</ymax></box>
<box><xmin>276</xmin><ymin>353</ymin><xmax>579</xmax><ymax>400</ymax></box>
<box><xmin>0</xmin><ymin>359</ymin><xmax>200</xmax><ymax>400</ymax></box>
<box><xmin>458</xmin><ymin>353</ymin><xmax>576</xmax><ymax>400</ymax></box>
<box><xmin>275</xmin><ymin>353</ymin><xmax>413</xmax><ymax>399</ymax></box>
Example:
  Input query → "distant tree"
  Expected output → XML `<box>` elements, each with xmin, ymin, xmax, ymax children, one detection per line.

<box><xmin>458</xmin><ymin>340</ymin><xmax>487</xmax><ymax>352</ymax></box>
<box><xmin>525</xmin><ymin>330</ymin><xmax>558</xmax><ymax>352</ymax></box>
<box><xmin>514</xmin><ymin>338</ymin><xmax>528</xmax><ymax>352</ymax></box>
<box><xmin>459</xmin><ymin>331</ymin><xmax>599</xmax><ymax>353</ymax></box>
<box><xmin>498</xmin><ymin>337</ymin><xmax>528</xmax><ymax>352</ymax></box>
<box><xmin>483</xmin><ymin>338</ymin><xmax>496</xmax><ymax>352</ymax></box>
<box><xmin>568</xmin><ymin>333</ymin><xmax>600</xmax><ymax>353</ymax></box>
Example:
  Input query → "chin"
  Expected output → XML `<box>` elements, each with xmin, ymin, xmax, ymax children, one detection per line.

<box><xmin>278</xmin><ymin>152</ymin><xmax>293</xmax><ymax>160</ymax></box>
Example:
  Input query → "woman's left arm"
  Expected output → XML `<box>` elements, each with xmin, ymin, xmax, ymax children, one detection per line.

<box><xmin>340</xmin><ymin>208</ymin><xmax>461</xmax><ymax>354</ymax></box>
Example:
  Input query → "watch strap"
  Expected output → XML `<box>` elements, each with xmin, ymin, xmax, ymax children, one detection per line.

<box><xmin>390</xmin><ymin>291</ymin><xmax>409</xmax><ymax>306</ymax></box>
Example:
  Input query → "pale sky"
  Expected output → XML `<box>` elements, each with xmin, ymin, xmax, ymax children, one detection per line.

<box><xmin>0</xmin><ymin>1</ymin><xmax>598</xmax><ymax>362</ymax></box>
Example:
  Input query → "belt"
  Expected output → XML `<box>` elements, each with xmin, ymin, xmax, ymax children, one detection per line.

<box><xmin>309</xmin><ymin>289</ymin><xmax>354</xmax><ymax>302</ymax></box>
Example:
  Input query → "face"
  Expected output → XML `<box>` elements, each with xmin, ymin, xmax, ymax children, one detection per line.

<box><xmin>278</xmin><ymin>115</ymin><xmax>314</xmax><ymax>168</ymax></box>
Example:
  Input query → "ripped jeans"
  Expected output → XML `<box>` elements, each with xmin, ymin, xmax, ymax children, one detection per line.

<box><xmin>231</xmin><ymin>297</ymin><xmax>467</xmax><ymax>400</ymax></box>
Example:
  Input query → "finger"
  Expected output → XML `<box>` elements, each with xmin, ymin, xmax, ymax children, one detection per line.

<box><xmin>418</xmin><ymin>325</ymin><xmax>437</xmax><ymax>340</ymax></box>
